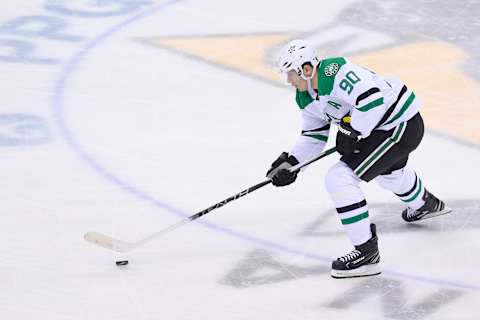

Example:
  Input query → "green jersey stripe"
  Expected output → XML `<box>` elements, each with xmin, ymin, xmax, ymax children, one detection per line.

<box><xmin>384</xmin><ymin>92</ymin><xmax>415</xmax><ymax>125</ymax></box>
<box><xmin>357</xmin><ymin>97</ymin><xmax>384</xmax><ymax>112</ymax></box>
<box><xmin>304</xmin><ymin>134</ymin><xmax>328</xmax><ymax>142</ymax></box>
<box><xmin>341</xmin><ymin>211</ymin><xmax>369</xmax><ymax>225</ymax></box>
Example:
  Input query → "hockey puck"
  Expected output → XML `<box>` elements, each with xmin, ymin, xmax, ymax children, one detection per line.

<box><xmin>116</xmin><ymin>260</ymin><xmax>129</xmax><ymax>266</ymax></box>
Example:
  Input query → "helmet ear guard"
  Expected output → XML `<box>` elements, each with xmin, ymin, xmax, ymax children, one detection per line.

<box><xmin>276</xmin><ymin>39</ymin><xmax>319</xmax><ymax>81</ymax></box>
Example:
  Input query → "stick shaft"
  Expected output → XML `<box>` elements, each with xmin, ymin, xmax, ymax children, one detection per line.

<box><xmin>130</xmin><ymin>180</ymin><xmax>272</xmax><ymax>248</ymax></box>
<box><xmin>290</xmin><ymin>146</ymin><xmax>336</xmax><ymax>172</ymax></box>
<box><xmin>189</xmin><ymin>179</ymin><xmax>272</xmax><ymax>221</ymax></box>
<box><xmin>188</xmin><ymin>146</ymin><xmax>336</xmax><ymax>223</ymax></box>
<box><xmin>84</xmin><ymin>147</ymin><xmax>336</xmax><ymax>252</ymax></box>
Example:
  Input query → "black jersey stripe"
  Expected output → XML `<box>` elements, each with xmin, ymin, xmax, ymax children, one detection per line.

<box><xmin>336</xmin><ymin>200</ymin><xmax>367</xmax><ymax>214</ymax></box>
<box><xmin>356</xmin><ymin>87</ymin><xmax>380</xmax><ymax>106</ymax></box>
<box><xmin>376</xmin><ymin>85</ymin><xmax>407</xmax><ymax>128</ymax></box>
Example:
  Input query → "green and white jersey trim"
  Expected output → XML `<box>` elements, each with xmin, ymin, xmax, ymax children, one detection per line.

<box><xmin>291</xmin><ymin>110</ymin><xmax>331</xmax><ymax>163</ymax></box>
<box><xmin>290</xmin><ymin>58</ymin><xmax>420</xmax><ymax>163</ymax></box>
<box><xmin>295</xmin><ymin>90</ymin><xmax>314</xmax><ymax>109</ymax></box>
<box><xmin>356</xmin><ymin>88</ymin><xmax>384</xmax><ymax>112</ymax></box>
<box><xmin>377</xmin><ymin>86</ymin><xmax>421</xmax><ymax>131</ymax></box>
<box><xmin>354</xmin><ymin>122</ymin><xmax>407</xmax><ymax>178</ymax></box>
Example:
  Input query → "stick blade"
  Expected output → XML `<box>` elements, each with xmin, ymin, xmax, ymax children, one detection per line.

<box><xmin>84</xmin><ymin>232</ymin><xmax>133</xmax><ymax>252</ymax></box>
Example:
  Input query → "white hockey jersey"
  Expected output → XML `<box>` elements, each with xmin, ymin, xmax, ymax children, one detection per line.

<box><xmin>290</xmin><ymin>57</ymin><xmax>421</xmax><ymax>163</ymax></box>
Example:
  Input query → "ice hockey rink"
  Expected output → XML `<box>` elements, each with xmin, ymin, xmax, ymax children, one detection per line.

<box><xmin>1</xmin><ymin>1</ymin><xmax>479</xmax><ymax>319</ymax></box>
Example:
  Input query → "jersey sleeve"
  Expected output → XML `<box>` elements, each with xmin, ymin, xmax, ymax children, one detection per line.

<box><xmin>290</xmin><ymin>112</ymin><xmax>330</xmax><ymax>164</ymax></box>
<box><xmin>332</xmin><ymin>62</ymin><xmax>387</xmax><ymax>137</ymax></box>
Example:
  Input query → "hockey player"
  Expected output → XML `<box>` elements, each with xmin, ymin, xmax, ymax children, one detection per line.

<box><xmin>266</xmin><ymin>39</ymin><xmax>452</xmax><ymax>278</ymax></box>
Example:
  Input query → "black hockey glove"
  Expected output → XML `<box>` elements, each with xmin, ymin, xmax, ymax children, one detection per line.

<box><xmin>336</xmin><ymin>117</ymin><xmax>361</xmax><ymax>156</ymax></box>
<box><xmin>266</xmin><ymin>152</ymin><xmax>300</xmax><ymax>187</ymax></box>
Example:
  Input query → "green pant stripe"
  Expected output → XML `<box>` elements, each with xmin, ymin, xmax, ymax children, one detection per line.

<box><xmin>355</xmin><ymin>124</ymin><xmax>402</xmax><ymax>176</ymax></box>
<box><xmin>384</xmin><ymin>92</ymin><xmax>415</xmax><ymax>125</ymax></box>
<box><xmin>391</xmin><ymin>122</ymin><xmax>406</xmax><ymax>142</ymax></box>
<box><xmin>354</xmin><ymin>122</ymin><xmax>406</xmax><ymax>178</ymax></box>
<box><xmin>355</xmin><ymin>140</ymin><xmax>393</xmax><ymax>177</ymax></box>
<box><xmin>341</xmin><ymin>211</ymin><xmax>369</xmax><ymax>225</ymax></box>
<box><xmin>402</xmin><ymin>179</ymin><xmax>423</xmax><ymax>203</ymax></box>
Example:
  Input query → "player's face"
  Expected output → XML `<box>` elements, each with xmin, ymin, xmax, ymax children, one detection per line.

<box><xmin>285</xmin><ymin>70</ymin><xmax>306</xmax><ymax>89</ymax></box>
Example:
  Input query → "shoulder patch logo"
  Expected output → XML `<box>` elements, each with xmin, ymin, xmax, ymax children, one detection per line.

<box><xmin>324</xmin><ymin>63</ymin><xmax>340</xmax><ymax>77</ymax></box>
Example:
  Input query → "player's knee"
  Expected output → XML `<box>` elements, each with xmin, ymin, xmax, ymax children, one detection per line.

<box><xmin>375</xmin><ymin>167</ymin><xmax>415</xmax><ymax>194</ymax></box>
<box><xmin>325</xmin><ymin>162</ymin><xmax>359</xmax><ymax>195</ymax></box>
<box><xmin>375</xmin><ymin>169</ymin><xmax>402</xmax><ymax>190</ymax></box>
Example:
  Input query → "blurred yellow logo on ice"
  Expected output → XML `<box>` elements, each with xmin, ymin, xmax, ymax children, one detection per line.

<box><xmin>139</xmin><ymin>34</ymin><xmax>479</xmax><ymax>145</ymax></box>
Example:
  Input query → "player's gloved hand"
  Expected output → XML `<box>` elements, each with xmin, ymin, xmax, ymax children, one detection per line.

<box><xmin>336</xmin><ymin>116</ymin><xmax>361</xmax><ymax>155</ymax></box>
<box><xmin>266</xmin><ymin>152</ymin><xmax>300</xmax><ymax>187</ymax></box>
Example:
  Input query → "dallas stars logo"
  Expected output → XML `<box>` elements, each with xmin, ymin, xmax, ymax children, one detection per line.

<box><xmin>324</xmin><ymin>63</ymin><xmax>340</xmax><ymax>76</ymax></box>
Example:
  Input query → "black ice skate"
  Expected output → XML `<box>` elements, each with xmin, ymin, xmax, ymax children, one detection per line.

<box><xmin>331</xmin><ymin>223</ymin><xmax>381</xmax><ymax>279</ymax></box>
<box><xmin>402</xmin><ymin>190</ymin><xmax>452</xmax><ymax>222</ymax></box>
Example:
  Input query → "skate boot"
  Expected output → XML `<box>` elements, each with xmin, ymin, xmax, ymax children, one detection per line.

<box><xmin>331</xmin><ymin>223</ymin><xmax>381</xmax><ymax>279</ymax></box>
<box><xmin>402</xmin><ymin>190</ymin><xmax>452</xmax><ymax>222</ymax></box>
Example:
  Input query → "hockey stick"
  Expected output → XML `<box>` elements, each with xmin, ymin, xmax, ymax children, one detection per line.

<box><xmin>84</xmin><ymin>147</ymin><xmax>337</xmax><ymax>252</ymax></box>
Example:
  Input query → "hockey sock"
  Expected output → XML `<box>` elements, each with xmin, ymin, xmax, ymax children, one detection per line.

<box><xmin>394</xmin><ymin>173</ymin><xmax>426</xmax><ymax>210</ymax></box>
<box><xmin>375</xmin><ymin>167</ymin><xmax>426</xmax><ymax>211</ymax></box>
<box><xmin>336</xmin><ymin>199</ymin><xmax>372</xmax><ymax>245</ymax></box>
<box><xmin>326</xmin><ymin>162</ymin><xmax>372</xmax><ymax>245</ymax></box>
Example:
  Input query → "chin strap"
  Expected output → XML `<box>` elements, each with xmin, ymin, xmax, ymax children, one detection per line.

<box><xmin>306</xmin><ymin>78</ymin><xmax>317</xmax><ymax>100</ymax></box>
<box><xmin>303</xmin><ymin>66</ymin><xmax>318</xmax><ymax>99</ymax></box>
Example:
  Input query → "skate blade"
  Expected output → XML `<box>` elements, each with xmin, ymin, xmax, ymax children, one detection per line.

<box><xmin>417</xmin><ymin>206</ymin><xmax>453</xmax><ymax>221</ymax></box>
<box><xmin>331</xmin><ymin>263</ymin><xmax>381</xmax><ymax>279</ymax></box>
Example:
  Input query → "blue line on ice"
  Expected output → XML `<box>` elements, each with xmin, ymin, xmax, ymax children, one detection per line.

<box><xmin>52</xmin><ymin>0</ymin><xmax>480</xmax><ymax>291</ymax></box>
